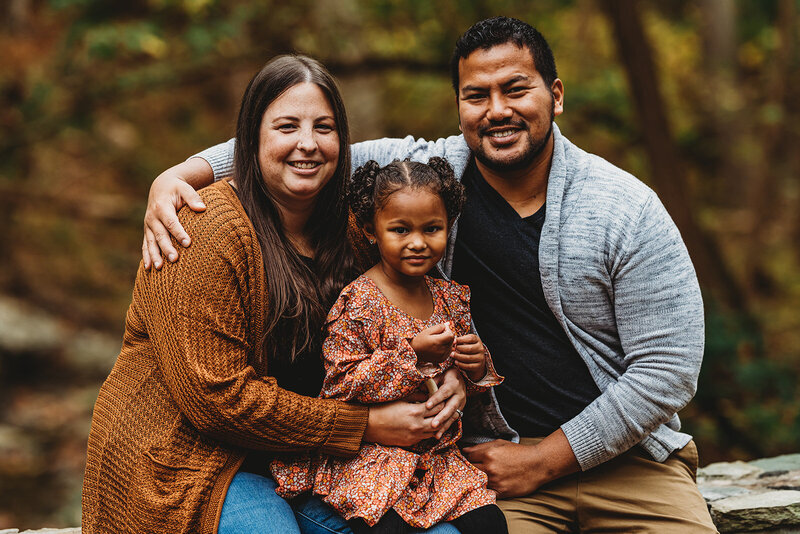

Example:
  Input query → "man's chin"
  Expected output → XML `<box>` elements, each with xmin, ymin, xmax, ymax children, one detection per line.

<box><xmin>474</xmin><ymin>149</ymin><xmax>536</xmax><ymax>173</ymax></box>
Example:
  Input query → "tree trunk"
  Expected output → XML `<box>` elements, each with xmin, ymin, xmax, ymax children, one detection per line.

<box><xmin>597</xmin><ymin>0</ymin><xmax>748</xmax><ymax>313</ymax></box>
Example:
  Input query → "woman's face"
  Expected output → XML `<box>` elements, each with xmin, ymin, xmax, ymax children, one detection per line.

<box><xmin>258</xmin><ymin>82</ymin><xmax>339</xmax><ymax>211</ymax></box>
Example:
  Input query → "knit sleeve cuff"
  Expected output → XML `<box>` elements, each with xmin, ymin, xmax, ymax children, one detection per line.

<box><xmin>320</xmin><ymin>403</ymin><xmax>369</xmax><ymax>458</ymax></box>
<box><xmin>561</xmin><ymin>416</ymin><xmax>607</xmax><ymax>471</ymax></box>
<box><xmin>188</xmin><ymin>139</ymin><xmax>235</xmax><ymax>182</ymax></box>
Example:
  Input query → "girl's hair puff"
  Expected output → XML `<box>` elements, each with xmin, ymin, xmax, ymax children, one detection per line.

<box><xmin>349</xmin><ymin>157</ymin><xmax>466</xmax><ymax>226</ymax></box>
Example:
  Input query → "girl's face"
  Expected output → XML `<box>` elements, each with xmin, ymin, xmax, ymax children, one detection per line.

<box><xmin>365</xmin><ymin>187</ymin><xmax>449</xmax><ymax>283</ymax></box>
<box><xmin>258</xmin><ymin>82</ymin><xmax>339</xmax><ymax>212</ymax></box>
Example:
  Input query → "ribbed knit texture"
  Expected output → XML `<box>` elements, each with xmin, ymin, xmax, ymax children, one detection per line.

<box><xmin>82</xmin><ymin>180</ymin><xmax>368</xmax><ymax>534</ymax></box>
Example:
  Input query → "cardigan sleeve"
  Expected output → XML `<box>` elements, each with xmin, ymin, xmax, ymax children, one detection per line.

<box><xmin>560</xmin><ymin>192</ymin><xmax>704</xmax><ymax>470</ymax></box>
<box><xmin>191</xmin><ymin>134</ymin><xmax>472</xmax><ymax>184</ymax></box>
<box><xmin>136</xmin><ymin>186</ymin><xmax>367</xmax><ymax>457</ymax></box>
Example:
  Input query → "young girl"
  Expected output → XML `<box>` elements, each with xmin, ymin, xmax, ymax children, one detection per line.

<box><xmin>270</xmin><ymin>158</ymin><xmax>507</xmax><ymax>534</ymax></box>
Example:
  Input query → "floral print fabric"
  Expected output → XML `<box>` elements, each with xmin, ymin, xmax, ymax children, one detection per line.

<box><xmin>270</xmin><ymin>274</ymin><xmax>502</xmax><ymax>528</ymax></box>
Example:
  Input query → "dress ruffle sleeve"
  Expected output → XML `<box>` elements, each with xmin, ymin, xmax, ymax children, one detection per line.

<box><xmin>321</xmin><ymin>279</ymin><xmax>426</xmax><ymax>403</ymax></box>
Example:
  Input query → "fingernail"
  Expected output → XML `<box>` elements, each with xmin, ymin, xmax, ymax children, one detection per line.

<box><xmin>181</xmin><ymin>239</ymin><xmax>190</xmax><ymax>247</ymax></box>
<box><xmin>168</xmin><ymin>253</ymin><xmax>177</xmax><ymax>262</ymax></box>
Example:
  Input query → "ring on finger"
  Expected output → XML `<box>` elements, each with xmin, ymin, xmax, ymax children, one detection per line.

<box><xmin>455</xmin><ymin>408</ymin><xmax>464</xmax><ymax>420</ymax></box>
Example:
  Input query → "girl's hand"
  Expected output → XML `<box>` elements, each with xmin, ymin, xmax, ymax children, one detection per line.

<box><xmin>453</xmin><ymin>333</ymin><xmax>487</xmax><ymax>381</ymax></box>
<box><xmin>410</xmin><ymin>323</ymin><xmax>455</xmax><ymax>364</ymax></box>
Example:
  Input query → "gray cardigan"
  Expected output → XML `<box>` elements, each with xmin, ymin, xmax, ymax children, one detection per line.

<box><xmin>196</xmin><ymin>124</ymin><xmax>704</xmax><ymax>471</ymax></box>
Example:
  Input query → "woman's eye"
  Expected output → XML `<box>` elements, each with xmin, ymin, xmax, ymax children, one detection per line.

<box><xmin>316</xmin><ymin>123</ymin><xmax>335</xmax><ymax>132</ymax></box>
<box><xmin>277</xmin><ymin>124</ymin><xmax>297</xmax><ymax>131</ymax></box>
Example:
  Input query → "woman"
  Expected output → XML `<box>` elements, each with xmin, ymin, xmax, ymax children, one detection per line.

<box><xmin>82</xmin><ymin>55</ymin><xmax>465</xmax><ymax>534</ymax></box>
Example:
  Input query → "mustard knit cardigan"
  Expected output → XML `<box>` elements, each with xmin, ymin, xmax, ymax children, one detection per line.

<box><xmin>82</xmin><ymin>180</ymin><xmax>369</xmax><ymax>533</ymax></box>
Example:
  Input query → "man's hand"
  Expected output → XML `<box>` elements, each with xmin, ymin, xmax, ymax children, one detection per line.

<box><xmin>410</xmin><ymin>323</ymin><xmax>455</xmax><ymax>364</ymax></box>
<box><xmin>452</xmin><ymin>333</ymin><xmax>487</xmax><ymax>381</ymax></box>
<box><xmin>142</xmin><ymin>158</ymin><xmax>213</xmax><ymax>269</ymax></box>
<box><xmin>462</xmin><ymin>429</ymin><xmax>580</xmax><ymax>498</ymax></box>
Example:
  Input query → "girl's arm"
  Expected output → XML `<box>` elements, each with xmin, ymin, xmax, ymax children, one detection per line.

<box><xmin>322</xmin><ymin>315</ymin><xmax>426</xmax><ymax>404</ymax></box>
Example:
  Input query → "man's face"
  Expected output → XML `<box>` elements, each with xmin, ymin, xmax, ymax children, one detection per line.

<box><xmin>457</xmin><ymin>42</ymin><xmax>563</xmax><ymax>173</ymax></box>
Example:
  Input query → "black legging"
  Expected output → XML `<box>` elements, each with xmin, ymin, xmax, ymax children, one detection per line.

<box><xmin>348</xmin><ymin>504</ymin><xmax>508</xmax><ymax>534</ymax></box>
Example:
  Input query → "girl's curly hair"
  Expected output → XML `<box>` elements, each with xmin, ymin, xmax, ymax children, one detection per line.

<box><xmin>348</xmin><ymin>157</ymin><xmax>466</xmax><ymax>226</ymax></box>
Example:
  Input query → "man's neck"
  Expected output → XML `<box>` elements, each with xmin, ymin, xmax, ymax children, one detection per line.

<box><xmin>474</xmin><ymin>139</ymin><xmax>554</xmax><ymax>218</ymax></box>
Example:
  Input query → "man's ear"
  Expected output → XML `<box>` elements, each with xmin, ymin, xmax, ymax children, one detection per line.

<box><xmin>552</xmin><ymin>78</ymin><xmax>564</xmax><ymax>117</ymax></box>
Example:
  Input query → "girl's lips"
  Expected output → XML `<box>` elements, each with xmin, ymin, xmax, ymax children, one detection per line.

<box><xmin>403</xmin><ymin>257</ymin><xmax>430</xmax><ymax>265</ymax></box>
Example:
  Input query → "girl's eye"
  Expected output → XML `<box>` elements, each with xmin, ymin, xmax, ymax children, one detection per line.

<box><xmin>425</xmin><ymin>226</ymin><xmax>443</xmax><ymax>233</ymax></box>
<box><xmin>390</xmin><ymin>227</ymin><xmax>408</xmax><ymax>234</ymax></box>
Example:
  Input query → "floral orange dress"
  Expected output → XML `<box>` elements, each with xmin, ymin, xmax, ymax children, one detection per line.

<box><xmin>269</xmin><ymin>274</ymin><xmax>503</xmax><ymax>528</ymax></box>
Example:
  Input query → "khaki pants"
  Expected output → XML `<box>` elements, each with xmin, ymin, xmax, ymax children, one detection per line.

<box><xmin>497</xmin><ymin>439</ymin><xmax>718</xmax><ymax>533</ymax></box>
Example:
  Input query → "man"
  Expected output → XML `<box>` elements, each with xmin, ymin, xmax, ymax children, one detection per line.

<box><xmin>144</xmin><ymin>16</ymin><xmax>716</xmax><ymax>533</ymax></box>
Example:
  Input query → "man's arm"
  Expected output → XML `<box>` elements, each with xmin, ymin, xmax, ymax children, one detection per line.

<box><xmin>142</xmin><ymin>134</ymin><xmax>469</xmax><ymax>267</ymax></box>
<box><xmin>466</xmin><ymin>192</ymin><xmax>703</xmax><ymax>495</ymax></box>
<box><xmin>558</xmin><ymin>192</ymin><xmax>704</xmax><ymax>471</ymax></box>
<box><xmin>142</xmin><ymin>140</ymin><xmax>234</xmax><ymax>269</ymax></box>
<box><xmin>462</xmin><ymin>429</ymin><xmax>580</xmax><ymax>498</ymax></box>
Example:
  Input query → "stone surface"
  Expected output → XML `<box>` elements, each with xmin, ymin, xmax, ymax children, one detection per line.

<box><xmin>699</xmin><ymin>454</ymin><xmax>800</xmax><ymax>532</ymax></box>
<box><xmin>750</xmin><ymin>454</ymin><xmax>800</xmax><ymax>475</ymax></box>
<box><xmin>701</xmin><ymin>485</ymin><xmax>752</xmax><ymax>502</ymax></box>
<box><xmin>700</xmin><ymin>460</ymin><xmax>764</xmax><ymax>479</ymax></box>
<box><xmin>710</xmin><ymin>490</ymin><xmax>800</xmax><ymax>532</ymax></box>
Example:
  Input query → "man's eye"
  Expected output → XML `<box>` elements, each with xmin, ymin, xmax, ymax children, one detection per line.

<box><xmin>464</xmin><ymin>93</ymin><xmax>486</xmax><ymax>101</ymax></box>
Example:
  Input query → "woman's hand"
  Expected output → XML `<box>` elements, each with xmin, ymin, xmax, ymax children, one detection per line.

<box><xmin>142</xmin><ymin>158</ymin><xmax>212</xmax><ymax>270</ymax></box>
<box><xmin>426</xmin><ymin>367</ymin><xmax>467</xmax><ymax>439</ymax></box>
<box><xmin>364</xmin><ymin>368</ymin><xmax>467</xmax><ymax>445</ymax></box>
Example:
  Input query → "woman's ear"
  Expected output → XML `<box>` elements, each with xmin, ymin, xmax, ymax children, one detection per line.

<box><xmin>362</xmin><ymin>224</ymin><xmax>377</xmax><ymax>245</ymax></box>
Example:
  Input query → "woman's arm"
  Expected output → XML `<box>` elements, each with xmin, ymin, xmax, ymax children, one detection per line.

<box><xmin>140</xmin><ymin>188</ymin><xmax>367</xmax><ymax>457</ymax></box>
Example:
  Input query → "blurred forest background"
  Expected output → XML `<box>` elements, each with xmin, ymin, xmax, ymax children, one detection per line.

<box><xmin>1</xmin><ymin>0</ymin><xmax>798</xmax><ymax>529</ymax></box>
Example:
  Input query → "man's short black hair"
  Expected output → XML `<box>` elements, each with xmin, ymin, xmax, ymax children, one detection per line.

<box><xmin>450</xmin><ymin>16</ymin><xmax>558</xmax><ymax>94</ymax></box>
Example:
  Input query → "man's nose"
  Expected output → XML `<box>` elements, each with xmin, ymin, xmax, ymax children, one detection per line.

<box><xmin>486</xmin><ymin>93</ymin><xmax>512</xmax><ymax>121</ymax></box>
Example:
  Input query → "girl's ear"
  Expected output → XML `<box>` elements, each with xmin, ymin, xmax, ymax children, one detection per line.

<box><xmin>362</xmin><ymin>223</ymin><xmax>377</xmax><ymax>245</ymax></box>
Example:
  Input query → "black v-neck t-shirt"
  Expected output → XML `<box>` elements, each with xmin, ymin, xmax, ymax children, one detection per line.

<box><xmin>451</xmin><ymin>160</ymin><xmax>600</xmax><ymax>437</ymax></box>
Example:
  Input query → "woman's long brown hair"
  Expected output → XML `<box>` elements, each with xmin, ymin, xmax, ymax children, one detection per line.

<box><xmin>233</xmin><ymin>54</ymin><xmax>356</xmax><ymax>367</ymax></box>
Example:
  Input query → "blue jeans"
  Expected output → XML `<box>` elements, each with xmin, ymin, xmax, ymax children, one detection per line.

<box><xmin>219</xmin><ymin>471</ymin><xmax>461</xmax><ymax>534</ymax></box>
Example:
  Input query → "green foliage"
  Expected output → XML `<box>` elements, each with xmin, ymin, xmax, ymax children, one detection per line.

<box><xmin>2</xmin><ymin>0</ymin><xmax>800</xmax><ymax>525</ymax></box>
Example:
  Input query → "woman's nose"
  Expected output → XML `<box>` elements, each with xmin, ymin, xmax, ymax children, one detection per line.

<box><xmin>296</xmin><ymin>128</ymin><xmax>318</xmax><ymax>152</ymax></box>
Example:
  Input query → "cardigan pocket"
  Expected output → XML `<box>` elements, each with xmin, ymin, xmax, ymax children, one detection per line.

<box><xmin>129</xmin><ymin>446</ymin><xmax>207</xmax><ymax>531</ymax></box>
